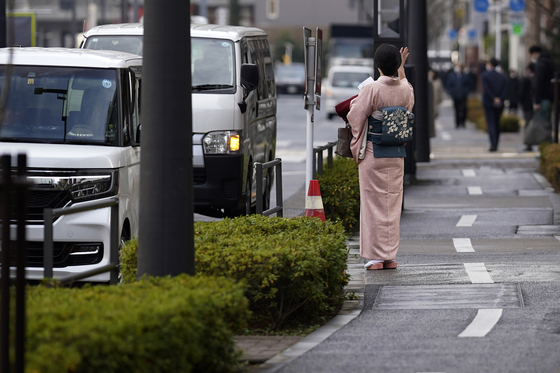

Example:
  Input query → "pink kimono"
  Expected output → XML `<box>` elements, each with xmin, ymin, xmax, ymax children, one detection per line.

<box><xmin>346</xmin><ymin>76</ymin><xmax>414</xmax><ymax>261</ymax></box>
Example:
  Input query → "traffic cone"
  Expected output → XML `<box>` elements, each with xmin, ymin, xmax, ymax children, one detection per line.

<box><xmin>304</xmin><ymin>180</ymin><xmax>326</xmax><ymax>221</ymax></box>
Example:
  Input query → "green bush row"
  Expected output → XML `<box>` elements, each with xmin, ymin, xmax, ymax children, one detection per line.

<box><xmin>317</xmin><ymin>156</ymin><xmax>360</xmax><ymax>235</ymax></box>
<box><xmin>16</xmin><ymin>275</ymin><xmax>249</xmax><ymax>373</ymax></box>
<box><xmin>539</xmin><ymin>142</ymin><xmax>560</xmax><ymax>190</ymax></box>
<box><xmin>122</xmin><ymin>215</ymin><xmax>349</xmax><ymax>330</ymax></box>
<box><xmin>467</xmin><ymin>97</ymin><xmax>520</xmax><ymax>132</ymax></box>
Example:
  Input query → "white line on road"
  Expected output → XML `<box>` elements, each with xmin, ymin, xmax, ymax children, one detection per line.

<box><xmin>458</xmin><ymin>309</ymin><xmax>503</xmax><ymax>337</ymax></box>
<box><xmin>456</xmin><ymin>215</ymin><xmax>477</xmax><ymax>227</ymax></box>
<box><xmin>467</xmin><ymin>186</ymin><xmax>483</xmax><ymax>195</ymax></box>
<box><xmin>464</xmin><ymin>263</ymin><xmax>494</xmax><ymax>284</ymax></box>
<box><xmin>453</xmin><ymin>238</ymin><xmax>475</xmax><ymax>252</ymax></box>
<box><xmin>441</xmin><ymin>132</ymin><xmax>452</xmax><ymax>140</ymax></box>
<box><xmin>462</xmin><ymin>169</ymin><xmax>476</xmax><ymax>177</ymax></box>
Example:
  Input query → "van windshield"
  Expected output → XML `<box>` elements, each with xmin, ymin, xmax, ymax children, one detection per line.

<box><xmin>0</xmin><ymin>66</ymin><xmax>119</xmax><ymax>145</ymax></box>
<box><xmin>191</xmin><ymin>38</ymin><xmax>235</xmax><ymax>91</ymax></box>
<box><xmin>84</xmin><ymin>35</ymin><xmax>143</xmax><ymax>56</ymax></box>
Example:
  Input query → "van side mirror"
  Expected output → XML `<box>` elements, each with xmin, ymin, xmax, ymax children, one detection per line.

<box><xmin>241</xmin><ymin>64</ymin><xmax>259</xmax><ymax>91</ymax></box>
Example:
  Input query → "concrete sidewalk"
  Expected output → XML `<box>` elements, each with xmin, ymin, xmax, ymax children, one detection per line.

<box><xmin>236</xmin><ymin>99</ymin><xmax>560</xmax><ymax>372</ymax></box>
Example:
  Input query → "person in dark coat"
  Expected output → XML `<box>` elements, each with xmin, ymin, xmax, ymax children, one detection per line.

<box><xmin>519</xmin><ymin>63</ymin><xmax>535</xmax><ymax>151</ymax></box>
<box><xmin>506</xmin><ymin>69</ymin><xmax>520</xmax><ymax>112</ymax></box>
<box><xmin>445</xmin><ymin>63</ymin><xmax>472</xmax><ymax>128</ymax></box>
<box><xmin>482</xmin><ymin>58</ymin><xmax>509</xmax><ymax>152</ymax></box>
<box><xmin>529</xmin><ymin>45</ymin><xmax>556</xmax><ymax>126</ymax></box>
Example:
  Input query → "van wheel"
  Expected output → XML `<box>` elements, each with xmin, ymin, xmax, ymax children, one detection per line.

<box><xmin>244</xmin><ymin>174</ymin><xmax>254</xmax><ymax>215</ymax></box>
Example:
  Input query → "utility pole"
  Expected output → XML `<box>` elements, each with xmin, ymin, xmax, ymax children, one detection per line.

<box><xmin>138</xmin><ymin>0</ymin><xmax>195</xmax><ymax>277</ymax></box>
<box><xmin>230</xmin><ymin>0</ymin><xmax>239</xmax><ymax>25</ymax></box>
<box><xmin>0</xmin><ymin>0</ymin><xmax>5</xmax><ymax>48</ymax></box>
<box><xmin>408</xmin><ymin>0</ymin><xmax>430</xmax><ymax>162</ymax></box>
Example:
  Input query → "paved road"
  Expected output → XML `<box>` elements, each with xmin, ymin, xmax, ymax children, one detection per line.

<box><xmin>263</xmin><ymin>100</ymin><xmax>560</xmax><ymax>373</ymax></box>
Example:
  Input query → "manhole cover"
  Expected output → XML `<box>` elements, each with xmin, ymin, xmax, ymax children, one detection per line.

<box><xmin>373</xmin><ymin>283</ymin><xmax>523</xmax><ymax>309</ymax></box>
<box><xmin>516</xmin><ymin>225</ymin><xmax>560</xmax><ymax>235</ymax></box>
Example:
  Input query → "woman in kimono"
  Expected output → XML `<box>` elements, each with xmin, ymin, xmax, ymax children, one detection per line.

<box><xmin>346</xmin><ymin>43</ymin><xmax>415</xmax><ymax>270</ymax></box>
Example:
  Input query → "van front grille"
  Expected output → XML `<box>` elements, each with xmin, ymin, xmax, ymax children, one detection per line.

<box><xmin>1</xmin><ymin>189</ymin><xmax>72</xmax><ymax>225</ymax></box>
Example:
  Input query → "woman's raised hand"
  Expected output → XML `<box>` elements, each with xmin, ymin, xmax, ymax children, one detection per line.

<box><xmin>400</xmin><ymin>47</ymin><xmax>409</xmax><ymax>68</ymax></box>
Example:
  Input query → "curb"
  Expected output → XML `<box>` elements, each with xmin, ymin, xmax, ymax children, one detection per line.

<box><xmin>251</xmin><ymin>234</ymin><xmax>364</xmax><ymax>373</ymax></box>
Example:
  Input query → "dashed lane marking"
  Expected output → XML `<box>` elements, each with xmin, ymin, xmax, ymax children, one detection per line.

<box><xmin>458</xmin><ymin>309</ymin><xmax>503</xmax><ymax>337</ymax></box>
<box><xmin>456</xmin><ymin>215</ymin><xmax>477</xmax><ymax>227</ymax></box>
<box><xmin>462</xmin><ymin>169</ymin><xmax>476</xmax><ymax>177</ymax></box>
<box><xmin>467</xmin><ymin>186</ymin><xmax>483</xmax><ymax>195</ymax></box>
<box><xmin>453</xmin><ymin>238</ymin><xmax>475</xmax><ymax>252</ymax></box>
<box><xmin>464</xmin><ymin>263</ymin><xmax>494</xmax><ymax>284</ymax></box>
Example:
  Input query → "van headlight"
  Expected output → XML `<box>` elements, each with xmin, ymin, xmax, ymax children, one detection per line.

<box><xmin>203</xmin><ymin>131</ymin><xmax>241</xmax><ymax>154</ymax></box>
<box><xmin>69</xmin><ymin>170</ymin><xmax>118</xmax><ymax>201</ymax></box>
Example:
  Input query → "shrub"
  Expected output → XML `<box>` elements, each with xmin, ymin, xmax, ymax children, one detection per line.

<box><xmin>317</xmin><ymin>156</ymin><xmax>360</xmax><ymax>235</ymax></box>
<box><xmin>121</xmin><ymin>216</ymin><xmax>349</xmax><ymax>330</ymax></box>
<box><xmin>467</xmin><ymin>97</ymin><xmax>487</xmax><ymax>131</ymax></box>
<box><xmin>539</xmin><ymin>142</ymin><xmax>560</xmax><ymax>190</ymax></box>
<box><xmin>500</xmin><ymin>113</ymin><xmax>520</xmax><ymax>132</ymax></box>
<box><xmin>21</xmin><ymin>275</ymin><xmax>249</xmax><ymax>373</ymax></box>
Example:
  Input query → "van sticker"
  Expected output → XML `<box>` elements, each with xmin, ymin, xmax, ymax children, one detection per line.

<box><xmin>221</xmin><ymin>42</ymin><xmax>229</xmax><ymax>47</ymax></box>
<box><xmin>102</xmin><ymin>79</ymin><xmax>112</xmax><ymax>88</ymax></box>
<box><xmin>27</xmin><ymin>78</ymin><xmax>34</xmax><ymax>85</ymax></box>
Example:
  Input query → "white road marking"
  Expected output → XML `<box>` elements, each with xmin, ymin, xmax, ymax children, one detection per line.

<box><xmin>458</xmin><ymin>309</ymin><xmax>503</xmax><ymax>337</ymax></box>
<box><xmin>441</xmin><ymin>132</ymin><xmax>452</xmax><ymax>140</ymax></box>
<box><xmin>464</xmin><ymin>263</ymin><xmax>494</xmax><ymax>284</ymax></box>
<box><xmin>453</xmin><ymin>238</ymin><xmax>475</xmax><ymax>252</ymax></box>
<box><xmin>467</xmin><ymin>186</ymin><xmax>483</xmax><ymax>195</ymax></box>
<box><xmin>462</xmin><ymin>169</ymin><xmax>476</xmax><ymax>177</ymax></box>
<box><xmin>456</xmin><ymin>215</ymin><xmax>477</xmax><ymax>227</ymax></box>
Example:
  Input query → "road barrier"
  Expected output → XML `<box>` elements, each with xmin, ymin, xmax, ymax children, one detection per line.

<box><xmin>255</xmin><ymin>158</ymin><xmax>283</xmax><ymax>217</ymax></box>
<box><xmin>313</xmin><ymin>141</ymin><xmax>336</xmax><ymax>178</ymax></box>
<box><xmin>43</xmin><ymin>196</ymin><xmax>120</xmax><ymax>286</ymax></box>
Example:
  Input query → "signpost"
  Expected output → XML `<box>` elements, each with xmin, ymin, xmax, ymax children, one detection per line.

<box><xmin>303</xmin><ymin>27</ymin><xmax>322</xmax><ymax>194</ymax></box>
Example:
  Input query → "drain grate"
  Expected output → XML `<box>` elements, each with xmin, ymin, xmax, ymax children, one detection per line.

<box><xmin>373</xmin><ymin>283</ymin><xmax>523</xmax><ymax>310</ymax></box>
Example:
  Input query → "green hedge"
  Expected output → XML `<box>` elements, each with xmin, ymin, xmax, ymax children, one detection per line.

<box><xmin>317</xmin><ymin>156</ymin><xmax>360</xmax><ymax>235</ymax></box>
<box><xmin>539</xmin><ymin>142</ymin><xmax>560</xmax><ymax>190</ymax></box>
<box><xmin>123</xmin><ymin>216</ymin><xmax>348</xmax><ymax>329</ymax></box>
<box><xmin>500</xmin><ymin>113</ymin><xmax>520</xmax><ymax>132</ymax></box>
<box><xmin>17</xmin><ymin>275</ymin><xmax>249</xmax><ymax>373</ymax></box>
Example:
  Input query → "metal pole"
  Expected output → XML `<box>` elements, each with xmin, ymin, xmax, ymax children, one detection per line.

<box><xmin>275</xmin><ymin>160</ymin><xmax>283</xmax><ymax>217</ymax></box>
<box><xmin>43</xmin><ymin>208</ymin><xmax>54</xmax><ymax>278</ymax></box>
<box><xmin>15</xmin><ymin>154</ymin><xmax>27</xmax><ymax>373</ymax></box>
<box><xmin>554</xmin><ymin>72</ymin><xmax>559</xmax><ymax>144</ymax></box>
<box><xmin>256</xmin><ymin>163</ymin><xmax>263</xmax><ymax>214</ymax></box>
<box><xmin>496</xmin><ymin>2</ymin><xmax>502</xmax><ymax>60</ymax></box>
<box><xmin>0</xmin><ymin>0</ymin><xmax>6</xmax><ymax>48</ymax></box>
<box><xmin>408</xmin><ymin>0</ymin><xmax>430</xmax><ymax>162</ymax></box>
<box><xmin>1</xmin><ymin>155</ymin><xmax>11</xmax><ymax>373</ymax></box>
<box><xmin>109</xmin><ymin>203</ymin><xmax>119</xmax><ymax>284</ymax></box>
<box><xmin>305</xmin><ymin>36</ymin><xmax>316</xmax><ymax>194</ymax></box>
<box><xmin>138</xmin><ymin>0</ymin><xmax>194</xmax><ymax>277</ymax></box>
<box><xmin>71</xmin><ymin>0</ymin><xmax>77</xmax><ymax>47</ymax></box>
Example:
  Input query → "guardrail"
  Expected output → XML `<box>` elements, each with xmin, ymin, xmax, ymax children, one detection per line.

<box><xmin>1</xmin><ymin>154</ymin><xmax>30</xmax><ymax>373</ymax></box>
<box><xmin>255</xmin><ymin>158</ymin><xmax>283</xmax><ymax>217</ymax></box>
<box><xmin>43</xmin><ymin>196</ymin><xmax>120</xmax><ymax>285</ymax></box>
<box><xmin>313</xmin><ymin>141</ymin><xmax>336</xmax><ymax>178</ymax></box>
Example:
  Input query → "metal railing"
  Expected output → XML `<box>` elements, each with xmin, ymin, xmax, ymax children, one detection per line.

<box><xmin>313</xmin><ymin>141</ymin><xmax>336</xmax><ymax>178</ymax></box>
<box><xmin>1</xmin><ymin>153</ymin><xmax>30</xmax><ymax>373</ymax></box>
<box><xmin>255</xmin><ymin>158</ymin><xmax>283</xmax><ymax>217</ymax></box>
<box><xmin>43</xmin><ymin>196</ymin><xmax>120</xmax><ymax>286</ymax></box>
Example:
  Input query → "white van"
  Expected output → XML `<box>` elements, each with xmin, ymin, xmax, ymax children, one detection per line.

<box><xmin>0</xmin><ymin>48</ymin><xmax>142</xmax><ymax>281</ymax></box>
<box><xmin>81</xmin><ymin>23</ymin><xmax>277</xmax><ymax>217</ymax></box>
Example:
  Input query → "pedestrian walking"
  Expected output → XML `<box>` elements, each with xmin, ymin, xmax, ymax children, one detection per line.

<box><xmin>519</xmin><ymin>63</ymin><xmax>535</xmax><ymax>151</ymax></box>
<box><xmin>445</xmin><ymin>62</ymin><xmax>472</xmax><ymax>128</ymax></box>
<box><xmin>428</xmin><ymin>68</ymin><xmax>444</xmax><ymax>138</ymax></box>
<box><xmin>346</xmin><ymin>44</ymin><xmax>414</xmax><ymax>270</ymax></box>
<box><xmin>529</xmin><ymin>45</ymin><xmax>556</xmax><ymax>128</ymax></box>
<box><xmin>482</xmin><ymin>58</ymin><xmax>509</xmax><ymax>152</ymax></box>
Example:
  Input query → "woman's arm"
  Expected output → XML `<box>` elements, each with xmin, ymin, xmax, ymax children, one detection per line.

<box><xmin>398</xmin><ymin>47</ymin><xmax>409</xmax><ymax>80</ymax></box>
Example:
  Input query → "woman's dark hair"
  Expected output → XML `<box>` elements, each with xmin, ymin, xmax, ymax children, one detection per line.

<box><xmin>374</xmin><ymin>43</ymin><xmax>401</xmax><ymax>77</ymax></box>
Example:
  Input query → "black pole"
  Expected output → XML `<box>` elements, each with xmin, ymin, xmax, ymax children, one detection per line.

<box><xmin>408</xmin><ymin>0</ymin><xmax>430</xmax><ymax>162</ymax></box>
<box><xmin>138</xmin><ymin>0</ymin><xmax>194</xmax><ymax>277</ymax></box>
<box><xmin>121</xmin><ymin>0</ymin><xmax>128</xmax><ymax>23</ymax></box>
<box><xmin>71</xmin><ymin>0</ymin><xmax>76</xmax><ymax>47</ymax></box>
<box><xmin>15</xmin><ymin>154</ymin><xmax>27</xmax><ymax>373</ymax></box>
<box><xmin>0</xmin><ymin>0</ymin><xmax>6</xmax><ymax>48</ymax></box>
<box><xmin>230</xmin><ymin>0</ymin><xmax>240</xmax><ymax>25</ymax></box>
<box><xmin>554</xmin><ymin>72</ymin><xmax>559</xmax><ymax>144</ymax></box>
<box><xmin>1</xmin><ymin>155</ymin><xmax>11</xmax><ymax>373</ymax></box>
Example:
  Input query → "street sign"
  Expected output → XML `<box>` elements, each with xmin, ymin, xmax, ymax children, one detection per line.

<box><xmin>315</xmin><ymin>28</ymin><xmax>322</xmax><ymax>97</ymax></box>
<box><xmin>467</xmin><ymin>28</ymin><xmax>477</xmax><ymax>40</ymax></box>
<box><xmin>448</xmin><ymin>29</ymin><xmax>458</xmax><ymax>40</ymax></box>
<box><xmin>512</xmin><ymin>24</ymin><xmax>523</xmax><ymax>35</ymax></box>
<box><xmin>474</xmin><ymin>0</ymin><xmax>489</xmax><ymax>12</ymax></box>
<box><xmin>303</xmin><ymin>27</ymin><xmax>311</xmax><ymax>96</ymax></box>
<box><xmin>509</xmin><ymin>11</ymin><xmax>525</xmax><ymax>25</ymax></box>
<box><xmin>510</xmin><ymin>0</ymin><xmax>525</xmax><ymax>12</ymax></box>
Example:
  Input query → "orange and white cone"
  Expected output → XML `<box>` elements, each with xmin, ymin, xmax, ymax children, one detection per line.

<box><xmin>304</xmin><ymin>180</ymin><xmax>326</xmax><ymax>221</ymax></box>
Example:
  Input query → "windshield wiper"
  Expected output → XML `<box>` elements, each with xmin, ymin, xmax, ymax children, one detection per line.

<box><xmin>192</xmin><ymin>84</ymin><xmax>234</xmax><ymax>91</ymax></box>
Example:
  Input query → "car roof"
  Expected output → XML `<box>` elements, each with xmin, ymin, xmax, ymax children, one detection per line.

<box><xmin>0</xmin><ymin>47</ymin><xmax>142</xmax><ymax>68</ymax></box>
<box><xmin>82</xmin><ymin>22</ymin><xmax>267</xmax><ymax>42</ymax></box>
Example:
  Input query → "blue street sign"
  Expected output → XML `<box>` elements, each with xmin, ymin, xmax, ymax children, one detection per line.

<box><xmin>474</xmin><ymin>0</ymin><xmax>489</xmax><ymax>12</ymax></box>
<box><xmin>468</xmin><ymin>28</ymin><xmax>477</xmax><ymax>40</ymax></box>
<box><xmin>448</xmin><ymin>29</ymin><xmax>458</xmax><ymax>40</ymax></box>
<box><xmin>510</xmin><ymin>0</ymin><xmax>525</xmax><ymax>12</ymax></box>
